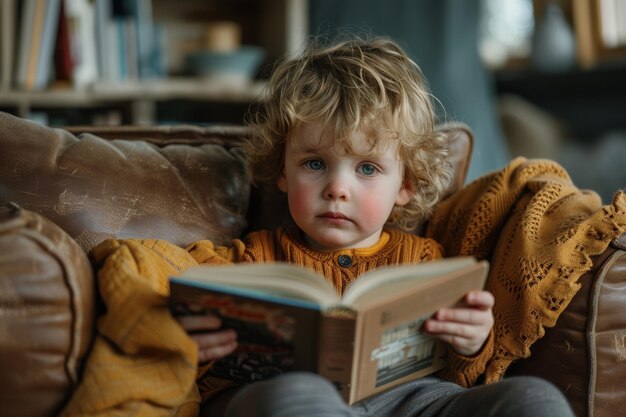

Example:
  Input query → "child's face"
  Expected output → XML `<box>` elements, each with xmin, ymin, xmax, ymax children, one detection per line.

<box><xmin>277</xmin><ymin>123</ymin><xmax>412</xmax><ymax>250</ymax></box>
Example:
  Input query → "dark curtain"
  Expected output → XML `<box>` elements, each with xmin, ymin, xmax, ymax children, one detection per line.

<box><xmin>309</xmin><ymin>0</ymin><xmax>509</xmax><ymax>181</ymax></box>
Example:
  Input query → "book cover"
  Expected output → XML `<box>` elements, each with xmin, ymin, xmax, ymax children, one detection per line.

<box><xmin>169</xmin><ymin>257</ymin><xmax>488</xmax><ymax>404</ymax></box>
<box><xmin>171</xmin><ymin>281</ymin><xmax>323</xmax><ymax>384</ymax></box>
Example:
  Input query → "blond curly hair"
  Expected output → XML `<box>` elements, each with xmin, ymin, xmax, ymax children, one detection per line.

<box><xmin>245</xmin><ymin>36</ymin><xmax>452</xmax><ymax>230</ymax></box>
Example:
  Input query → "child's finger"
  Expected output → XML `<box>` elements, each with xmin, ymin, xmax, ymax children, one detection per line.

<box><xmin>466</xmin><ymin>290</ymin><xmax>494</xmax><ymax>309</ymax></box>
<box><xmin>425</xmin><ymin>321</ymin><xmax>490</xmax><ymax>356</ymax></box>
<box><xmin>434</xmin><ymin>307</ymin><xmax>493</xmax><ymax>326</ymax></box>
<box><xmin>176</xmin><ymin>314</ymin><xmax>222</xmax><ymax>332</ymax></box>
<box><xmin>425</xmin><ymin>319</ymin><xmax>476</xmax><ymax>337</ymax></box>
<box><xmin>189</xmin><ymin>328</ymin><xmax>238</xmax><ymax>362</ymax></box>
<box><xmin>198</xmin><ymin>339</ymin><xmax>238</xmax><ymax>362</ymax></box>
<box><xmin>430</xmin><ymin>332</ymin><xmax>477</xmax><ymax>356</ymax></box>
<box><xmin>192</xmin><ymin>329</ymin><xmax>237</xmax><ymax>349</ymax></box>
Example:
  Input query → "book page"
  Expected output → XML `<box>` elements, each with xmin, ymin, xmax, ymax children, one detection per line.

<box><xmin>176</xmin><ymin>263</ymin><xmax>339</xmax><ymax>307</ymax></box>
<box><xmin>342</xmin><ymin>257</ymin><xmax>477</xmax><ymax>307</ymax></box>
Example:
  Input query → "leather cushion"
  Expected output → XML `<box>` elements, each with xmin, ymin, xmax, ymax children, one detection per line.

<box><xmin>589</xmin><ymin>236</ymin><xmax>626</xmax><ymax>417</ymax></box>
<box><xmin>0</xmin><ymin>112</ymin><xmax>250</xmax><ymax>253</ymax></box>
<box><xmin>506</xmin><ymin>234</ymin><xmax>626</xmax><ymax>417</ymax></box>
<box><xmin>0</xmin><ymin>202</ymin><xmax>95</xmax><ymax>417</ymax></box>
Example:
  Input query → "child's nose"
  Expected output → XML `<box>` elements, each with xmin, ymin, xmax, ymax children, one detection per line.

<box><xmin>324</xmin><ymin>174</ymin><xmax>350</xmax><ymax>200</ymax></box>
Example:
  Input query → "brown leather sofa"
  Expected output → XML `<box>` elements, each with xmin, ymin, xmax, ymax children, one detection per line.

<box><xmin>0</xmin><ymin>111</ymin><xmax>624</xmax><ymax>417</ymax></box>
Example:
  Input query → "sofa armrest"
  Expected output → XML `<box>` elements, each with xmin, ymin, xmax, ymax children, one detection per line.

<box><xmin>0</xmin><ymin>202</ymin><xmax>95</xmax><ymax>417</ymax></box>
<box><xmin>506</xmin><ymin>233</ymin><xmax>626</xmax><ymax>417</ymax></box>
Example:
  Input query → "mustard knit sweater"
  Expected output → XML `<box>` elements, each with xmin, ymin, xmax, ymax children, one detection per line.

<box><xmin>187</xmin><ymin>226</ymin><xmax>442</xmax><ymax>295</ymax></box>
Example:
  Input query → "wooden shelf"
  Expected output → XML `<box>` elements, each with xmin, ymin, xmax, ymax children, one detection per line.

<box><xmin>0</xmin><ymin>78</ymin><xmax>265</xmax><ymax>105</ymax></box>
<box><xmin>0</xmin><ymin>78</ymin><xmax>266</xmax><ymax>125</ymax></box>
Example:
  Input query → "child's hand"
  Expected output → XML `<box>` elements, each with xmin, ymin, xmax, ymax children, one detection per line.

<box><xmin>176</xmin><ymin>314</ymin><xmax>238</xmax><ymax>363</ymax></box>
<box><xmin>424</xmin><ymin>290</ymin><xmax>494</xmax><ymax>356</ymax></box>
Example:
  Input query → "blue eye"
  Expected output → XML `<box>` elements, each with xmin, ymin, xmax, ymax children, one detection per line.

<box><xmin>305</xmin><ymin>159</ymin><xmax>325</xmax><ymax>171</ymax></box>
<box><xmin>358</xmin><ymin>163</ymin><xmax>378</xmax><ymax>176</ymax></box>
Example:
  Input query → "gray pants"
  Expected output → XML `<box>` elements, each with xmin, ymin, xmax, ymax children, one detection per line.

<box><xmin>204</xmin><ymin>373</ymin><xmax>575</xmax><ymax>417</ymax></box>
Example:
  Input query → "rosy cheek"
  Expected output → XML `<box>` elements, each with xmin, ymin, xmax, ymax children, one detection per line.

<box><xmin>356</xmin><ymin>195</ymin><xmax>388</xmax><ymax>227</ymax></box>
<box><xmin>287</xmin><ymin>188</ymin><xmax>313</xmax><ymax>220</ymax></box>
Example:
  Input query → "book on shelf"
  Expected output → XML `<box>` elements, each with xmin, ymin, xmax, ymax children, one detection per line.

<box><xmin>15</xmin><ymin>0</ymin><xmax>36</xmax><ymax>90</ymax></box>
<box><xmin>128</xmin><ymin>0</ymin><xmax>158</xmax><ymax>79</ymax></box>
<box><xmin>0</xmin><ymin>0</ymin><xmax>17</xmax><ymax>91</ymax></box>
<box><xmin>95</xmin><ymin>0</ymin><xmax>161</xmax><ymax>83</ymax></box>
<box><xmin>65</xmin><ymin>0</ymin><xmax>99</xmax><ymax>89</ymax></box>
<box><xmin>169</xmin><ymin>256</ymin><xmax>489</xmax><ymax>404</ymax></box>
<box><xmin>35</xmin><ymin>0</ymin><xmax>62</xmax><ymax>89</ymax></box>
<box><xmin>54</xmin><ymin>0</ymin><xmax>73</xmax><ymax>82</ymax></box>
<box><xmin>94</xmin><ymin>0</ymin><xmax>111</xmax><ymax>81</ymax></box>
<box><xmin>15</xmin><ymin>0</ymin><xmax>61</xmax><ymax>91</ymax></box>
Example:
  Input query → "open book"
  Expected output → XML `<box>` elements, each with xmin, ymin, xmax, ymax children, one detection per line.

<box><xmin>169</xmin><ymin>257</ymin><xmax>489</xmax><ymax>404</ymax></box>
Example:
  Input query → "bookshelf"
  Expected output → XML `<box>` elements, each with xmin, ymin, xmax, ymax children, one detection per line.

<box><xmin>0</xmin><ymin>0</ymin><xmax>309</xmax><ymax>126</ymax></box>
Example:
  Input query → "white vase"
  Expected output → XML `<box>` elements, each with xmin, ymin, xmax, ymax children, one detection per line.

<box><xmin>531</xmin><ymin>2</ymin><xmax>577</xmax><ymax>72</ymax></box>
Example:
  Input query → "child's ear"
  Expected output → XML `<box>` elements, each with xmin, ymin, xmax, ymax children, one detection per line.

<box><xmin>395</xmin><ymin>178</ymin><xmax>414</xmax><ymax>206</ymax></box>
<box><xmin>277</xmin><ymin>170</ymin><xmax>288</xmax><ymax>192</ymax></box>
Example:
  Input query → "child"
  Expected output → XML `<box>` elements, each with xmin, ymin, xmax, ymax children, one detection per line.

<box><xmin>178</xmin><ymin>37</ymin><xmax>574</xmax><ymax>417</ymax></box>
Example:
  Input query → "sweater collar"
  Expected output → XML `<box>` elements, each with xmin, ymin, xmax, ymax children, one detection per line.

<box><xmin>281</xmin><ymin>226</ymin><xmax>395</xmax><ymax>261</ymax></box>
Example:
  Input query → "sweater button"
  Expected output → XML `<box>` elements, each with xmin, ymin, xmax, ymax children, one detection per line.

<box><xmin>337</xmin><ymin>254</ymin><xmax>353</xmax><ymax>267</ymax></box>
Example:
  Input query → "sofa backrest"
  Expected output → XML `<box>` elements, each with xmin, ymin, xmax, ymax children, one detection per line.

<box><xmin>0</xmin><ymin>112</ymin><xmax>473</xmax><ymax>253</ymax></box>
<box><xmin>0</xmin><ymin>113</ymin><xmax>250</xmax><ymax>252</ymax></box>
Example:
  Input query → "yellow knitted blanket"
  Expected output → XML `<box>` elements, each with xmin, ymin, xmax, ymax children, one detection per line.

<box><xmin>60</xmin><ymin>239</ymin><xmax>202</xmax><ymax>417</ymax></box>
<box><xmin>427</xmin><ymin>157</ymin><xmax>626</xmax><ymax>384</ymax></box>
<box><xmin>60</xmin><ymin>157</ymin><xmax>626</xmax><ymax>415</ymax></box>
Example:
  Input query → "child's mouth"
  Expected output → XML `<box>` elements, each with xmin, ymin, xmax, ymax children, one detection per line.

<box><xmin>319</xmin><ymin>212</ymin><xmax>351</xmax><ymax>224</ymax></box>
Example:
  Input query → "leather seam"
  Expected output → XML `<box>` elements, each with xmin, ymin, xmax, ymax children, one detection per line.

<box><xmin>21</xmin><ymin>225</ymin><xmax>87</xmax><ymax>386</ymax></box>
<box><xmin>586</xmin><ymin>248</ymin><xmax>623</xmax><ymax>417</ymax></box>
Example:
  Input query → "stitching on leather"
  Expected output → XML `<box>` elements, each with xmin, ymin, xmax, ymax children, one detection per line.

<box><xmin>587</xmin><ymin>249</ymin><xmax>623</xmax><ymax>417</ymax></box>
<box><xmin>22</xmin><ymin>217</ymin><xmax>91</xmax><ymax>386</ymax></box>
